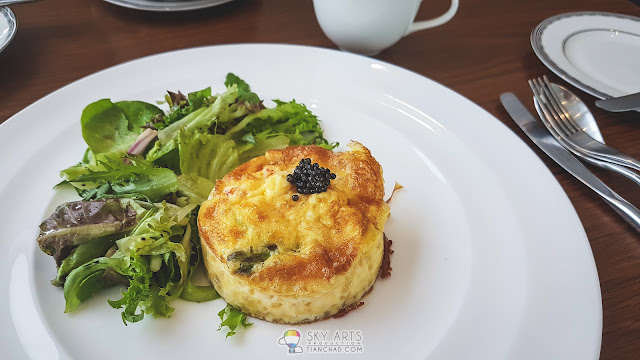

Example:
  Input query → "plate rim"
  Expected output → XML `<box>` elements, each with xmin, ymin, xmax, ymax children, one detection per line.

<box><xmin>531</xmin><ymin>11</ymin><xmax>640</xmax><ymax>99</ymax></box>
<box><xmin>0</xmin><ymin>7</ymin><xmax>17</xmax><ymax>54</ymax></box>
<box><xmin>0</xmin><ymin>43</ymin><xmax>602</xmax><ymax>359</ymax></box>
<box><xmin>102</xmin><ymin>0</ymin><xmax>235</xmax><ymax>12</ymax></box>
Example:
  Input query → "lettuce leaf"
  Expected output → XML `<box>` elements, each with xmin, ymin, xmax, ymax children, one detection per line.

<box><xmin>237</xmin><ymin>133</ymin><xmax>289</xmax><ymax>163</ymax></box>
<box><xmin>63</xmin><ymin>252</ymin><xmax>174</xmax><ymax>323</ymax></box>
<box><xmin>37</xmin><ymin>198</ymin><xmax>146</xmax><ymax>266</ymax></box>
<box><xmin>225</xmin><ymin>72</ymin><xmax>260</xmax><ymax>104</ymax></box>
<box><xmin>81</xmin><ymin>99</ymin><xmax>162</xmax><ymax>155</ymax></box>
<box><xmin>63</xmin><ymin>253</ymin><xmax>130</xmax><ymax>313</ymax></box>
<box><xmin>227</xmin><ymin>99</ymin><xmax>337</xmax><ymax>151</ymax></box>
<box><xmin>180</xmin><ymin>217</ymin><xmax>220</xmax><ymax>303</ymax></box>
<box><xmin>60</xmin><ymin>156</ymin><xmax>178</xmax><ymax>202</ymax></box>
<box><xmin>178</xmin><ymin>132</ymin><xmax>240</xmax><ymax>183</ymax></box>
<box><xmin>176</xmin><ymin>174</ymin><xmax>215</xmax><ymax>204</ymax></box>
<box><xmin>156</xmin><ymin>87</ymin><xmax>214</xmax><ymax>130</ymax></box>
<box><xmin>106</xmin><ymin>253</ymin><xmax>175</xmax><ymax>324</ymax></box>
<box><xmin>155</xmin><ymin>85</ymin><xmax>239</xmax><ymax>148</ymax></box>
<box><xmin>116</xmin><ymin>204</ymin><xmax>187</xmax><ymax>262</ymax></box>
<box><xmin>218</xmin><ymin>304</ymin><xmax>252</xmax><ymax>338</ymax></box>
<box><xmin>62</xmin><ymin>202</ymin><xmax>196</xmax><ymax>323</ymax></box>
<box><xmin>118</xmin><ymin>202</ymin><xmax>188</xmax><ymax>259</ymax></box>
<box><xmin>108</xmin><ymin>203</ymin><xmax>193</xmax><ymax>323</ymax></box>
<box><xmin>53</xmin><ymin>235</ymin><xmax>119</xmax><ymax>287</ymax></box>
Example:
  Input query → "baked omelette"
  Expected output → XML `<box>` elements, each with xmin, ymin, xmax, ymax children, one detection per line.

<box><xmin>198</xmin><ymin>141</ymin><xmax>390</xmax><ymax>324</ymax></box>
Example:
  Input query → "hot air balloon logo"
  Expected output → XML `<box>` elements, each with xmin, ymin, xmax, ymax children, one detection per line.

<box><xmin>278</xmin><ymin>329</ymin><xmax>303</xmax><ymax>353</ymax></box>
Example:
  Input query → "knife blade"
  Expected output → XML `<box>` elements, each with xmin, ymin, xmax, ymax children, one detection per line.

<box><xmin>500</xmin><ymin>92</ymin><xmax>640</xmax><ymax>233</ymax></box>
<box><xmin>594</xmin><ymin>91</ymin><xmax>640</xmax><ymax>112</ymax></box>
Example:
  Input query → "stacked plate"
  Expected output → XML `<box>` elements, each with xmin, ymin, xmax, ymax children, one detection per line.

<box><xmin>532</xmin><ymin>11</ymin><xmax>640</xmax><ymax>99</ymax></box>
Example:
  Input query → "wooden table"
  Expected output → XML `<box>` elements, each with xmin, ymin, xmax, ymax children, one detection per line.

<box><xmin>2</xmin><ymin>0</ymin><xmax>639</xmax><ymax>358</ymax></box>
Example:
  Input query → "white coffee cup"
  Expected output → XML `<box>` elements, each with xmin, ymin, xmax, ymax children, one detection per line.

<box><xmin>313</xmin><ymin>0</ymin><xmax>459</xmax><ymax>55</ymax></box>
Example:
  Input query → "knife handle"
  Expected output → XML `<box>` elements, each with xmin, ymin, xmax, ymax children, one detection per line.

<box><xmin>573</xmin><ymin>146</ymin><xmax>640</xmax><ymax>231</ymax></box>
<box><xmin>603</xmin><ymin>195</ymin><xmax>640</xmax><ymax>233</ymax></box>
<box><xmin>579</xmin><ymin>151</ymin><xmax>640</xmax><ymax>187</ymax></box>
<box><xmin>594</xmin><ymin>90</ymin><xmax>640</xmax><ymax>112</ymax></box>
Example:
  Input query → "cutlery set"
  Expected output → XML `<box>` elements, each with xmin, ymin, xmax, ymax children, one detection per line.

<box><xmin>501</xmin><ymin>77</ymin><xmax>640</xmax><ymax>231</ymax></box>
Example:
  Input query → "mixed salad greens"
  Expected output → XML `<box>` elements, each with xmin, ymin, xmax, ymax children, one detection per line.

<box><xmin>37</xmin><ymin>73</ymin><xmax>336</xmax><ymax>335</ymax></box>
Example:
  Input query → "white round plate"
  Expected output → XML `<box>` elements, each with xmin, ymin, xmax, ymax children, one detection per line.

<box><xmin>103</xmin><ymin>0</ymin><xmax>235</xmax><ymax>12</ymax></box>
<box><xmin>0</xmin><ymin>7</ymin><xmax>17</xmax><ymax>53</ymax></box>
<box><xmin>0</xmin><ymin>44</ymin><xmax>601</xmax><ymax>360</ymax></box>
<box><xmin>532</xmin><ymin>11</ymin><xmax>640</xmax><ymax>99</ymax></box>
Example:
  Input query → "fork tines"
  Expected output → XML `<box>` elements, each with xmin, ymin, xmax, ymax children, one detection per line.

<box><xmin>529</xmin><ymin>76</ymin><xmax>579</xmax><ymax>136</ymax></box>
<box><xmin>530</xmin><ymin>75</ymin><xmax>640</xmax><ymax>172</ymax></box>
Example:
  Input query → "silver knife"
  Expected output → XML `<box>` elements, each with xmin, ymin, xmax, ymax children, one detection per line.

<box><xmin>500</xmin><ymin>92</ymin><xmax>640</xmax><ymax>233</ymax></box>
<box><xmin>594</xmin><ymin>91</ymin><xmax>640</xmax><ymax>112</ymax></box>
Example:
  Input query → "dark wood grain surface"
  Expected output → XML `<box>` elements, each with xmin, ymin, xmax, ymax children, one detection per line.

<box><xmin>2</xmin><ymin>0</ymin><xmax>640</xmax><ymax>358</ymax></box>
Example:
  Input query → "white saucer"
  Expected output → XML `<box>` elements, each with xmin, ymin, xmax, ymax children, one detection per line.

<box><xmin>0</xmin><ymin>7</ymin><xmax>16</xmax><ymax>53</ymax></box>
<box><xmin>103</xmin><ymin>0</ymin><xmax>235</xmax><ymax>12</ymax></box>
<box><xmin>532</xmin><ymin>11</ymin><xmax>640</xmax><ymax>99</ymax></box>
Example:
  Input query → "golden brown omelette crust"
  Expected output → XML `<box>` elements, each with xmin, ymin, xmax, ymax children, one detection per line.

<box><xmin>198</xmin><ymin>142</ymin><xmax>388</xmax><ymax>293</ymax></box>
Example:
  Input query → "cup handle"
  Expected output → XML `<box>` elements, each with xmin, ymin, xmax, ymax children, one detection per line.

<box><xmin>406</xmin><ymin>0</ymin><xmax>459</xmax><ymax>35</ymax></box>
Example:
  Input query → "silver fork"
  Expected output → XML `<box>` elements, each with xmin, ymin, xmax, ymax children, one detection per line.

<box><xmin>530</xmin><ymin>75</ymin><xmax>640</xmax><ymax>173</ymax></box>
<box><xmin>530</xmin><ymin>82</ymin><xmax>640</xmax><ymax>186</ymax></box>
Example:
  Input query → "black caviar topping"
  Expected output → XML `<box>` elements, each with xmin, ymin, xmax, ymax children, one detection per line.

<box><xmin>287</xmin><ymin>158</ymin><xmax>336</xmax><ymax>195</ymax></box>
<box><xmin>292</xmin><ymin>194</ymin><xmax>299</xmax><ymax>201</ymax></box>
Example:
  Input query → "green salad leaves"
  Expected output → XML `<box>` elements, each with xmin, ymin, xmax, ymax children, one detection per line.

<box><xmin>218</xmin><ymin>304</ymin><xmax>253</xmax><ymax>338</ymax></box>
<box><xmin>81</xmin><ymin>100</ymin><xmax>163</xmax><ymax>156</ymax></box>
<box><xmin>37</xmin><ymin>73</ymin><xmax>337</xmax><ymax>335</ymax></box>
<box><xmin>60</xmin><ymin>156</ymin><xmax>179</xmax><ymax>202</ymax></box>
